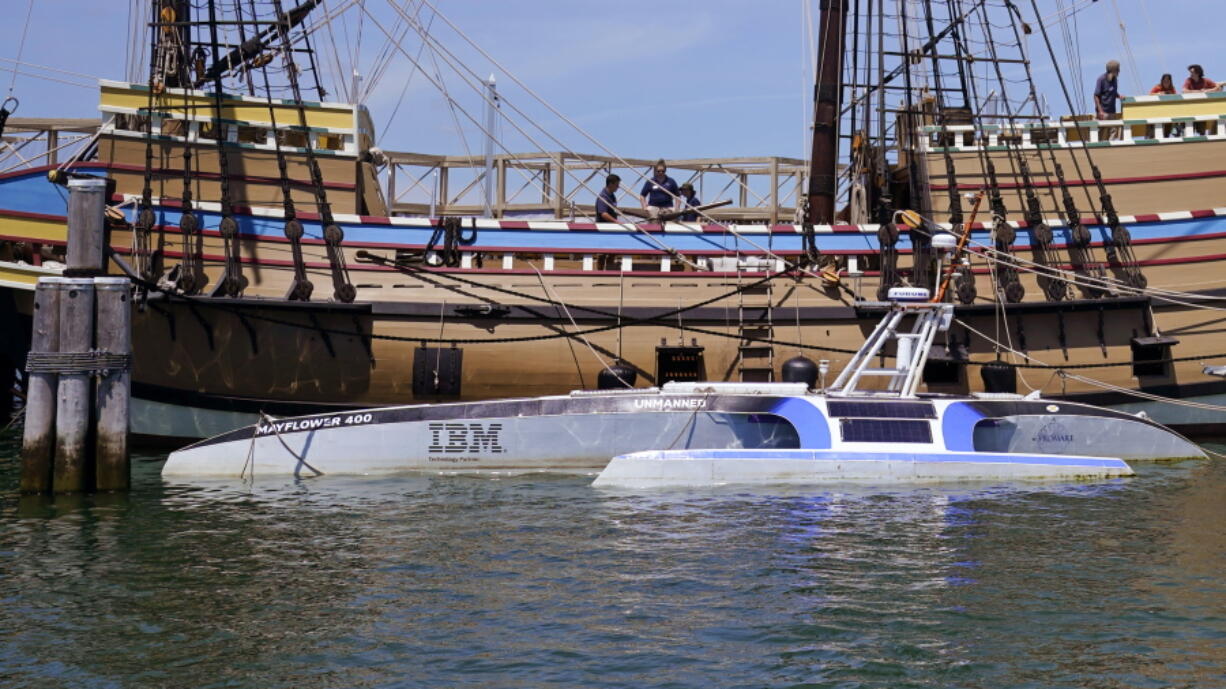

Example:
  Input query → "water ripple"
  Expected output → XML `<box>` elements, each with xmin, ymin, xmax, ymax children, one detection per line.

<box><xmin>1</xmin><ymin>437</ymin><xmax>1225</xmax><ymax>687</ymax></box>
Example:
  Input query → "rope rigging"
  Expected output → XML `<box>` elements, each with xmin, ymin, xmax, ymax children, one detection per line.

<box><xmin>205</xmin><ymin>0</ymin><xmax>248</xmax><ymax>298</ymax></box>
<box><xmin>271</xmin><ymin>0</ymin><xmax>356</xmax><ymax>302</ymax></box>
<box><xmin>252</xmin><ymin>0</ymin><xmax>315</xmax><ymax>301</ymax></box>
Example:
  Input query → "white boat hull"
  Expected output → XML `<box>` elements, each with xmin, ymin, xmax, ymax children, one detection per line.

<box><xmin>593</xmin><ymin>449</ymin><xmax>1136</xmax><ymax>488</ymax></box>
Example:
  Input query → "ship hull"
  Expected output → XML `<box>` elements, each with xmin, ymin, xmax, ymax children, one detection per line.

<box><xmin>5</xmin><ymin>160</ymin><xmax>1226</xmax><ymax>443</ymax></box>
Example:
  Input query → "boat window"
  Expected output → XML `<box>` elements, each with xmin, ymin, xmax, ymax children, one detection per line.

<box><xmin>237</xmin><ymin>125</ymin><xmax>268</xmax><ymax>145</ymax></box>
<box><xmin>161</xmin><ymin>118</ymin><xmax>187</xmax><ymax>138</ymax></box>
<box><xmin>971</xmin><ymin>418</ymin><xmax>1014</xmax><ymax>453</ymax></box>
<box><xmin>113</xmin><ymin>113</ymin><xmax>149</xmax><ymax>132</ymax></box>
<box><xmin>826</xmin><ymin>400</ymin><xmax>936</xmax><ymax>419</ymax></box>
<box><xmin>739</xmin><ymin>414</ymin><xmax>802</xmax><ymax>449</ymax></box>
<box><xmin>277</xmin><ymin>129</ymin><xmax>309</xmax><ymax>149</ymax></box>
<box><xmin>317</xmin><ymin>133</ymin><xmax>344</xmax><ymax>151</ymax></box>
<box><xmin>198</xmin><ymin>121</ymin><xmax>221</xmax><ymax>141</ymax></box>
<box><xmin>840</xmin><ymin>418</ymin><xmax>932</xmax><ymax>444</ymax></box>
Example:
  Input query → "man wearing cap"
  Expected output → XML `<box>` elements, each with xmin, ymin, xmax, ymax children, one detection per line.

<box><xmin>595</xmin><ymin>174</ymin><xmax>621</xmax><ymax>223</ymax></box>
<box><xmin>678</xmin><ymin>183</ymin><xmax>701</xmax><ymax>222</ymax></box>
<box><xmin>640</xmin><ymin>159</ymin><xmax>679</xmax><ymax>218</ymax></box>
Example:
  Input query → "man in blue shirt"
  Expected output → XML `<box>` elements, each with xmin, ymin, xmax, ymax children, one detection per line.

<box><xmin>640</xmin><ymin>159</ymin><xmax>679</xmax><ymax>218</ymax></box>
<box><xmin>678</xmin><ymin>182</ymin><xmax>701</xmax><ymax>222</ymax></box>
<box><xmin>1094</xmin><ymin>60</ymin><xmax>1122</xmax><ymax>119</ymax></box>
<box><xmin>595</xmin><ymin>174</ymin><xmax>621</xmax><ymax>222</ymax></box>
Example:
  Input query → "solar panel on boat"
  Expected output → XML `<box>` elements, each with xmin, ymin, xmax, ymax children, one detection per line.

<box><xmin>840</xmin><ymin>419</ymin><xmax>933</xmax><ymax>444</ymax></box>
<box><xmin>826</xmin><ymin>400</ymin><xmax>936</xmax><ymax>419</ymax></box>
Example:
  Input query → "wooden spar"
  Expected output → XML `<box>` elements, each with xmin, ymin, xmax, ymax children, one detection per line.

<box><xmin>19</xmin><ymin>278</ymin><xmax>63</xmax><ymax>494</ymax></box>
<box><xmin>94</xmin><ymin>277</ymin><xmax>131</xmax><ymax>492</ymax></box>
<box><xmin>52</xmin><ymin>278</ymin><xmax>95</xmax><ymax>493</ymax></box>
<box><xmin>620</xmin><ymin>199</ymin><xmax>734</xmax><ymax>221</ymax></box>
<box><xmin>806</xmin><ymin>0</ymin><xmax>849</xmax><ymax>224</ymax></box>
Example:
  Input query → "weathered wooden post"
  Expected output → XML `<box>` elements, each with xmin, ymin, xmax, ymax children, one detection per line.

<box><xmin>19</xmin><ymin>277</ymin><xmax>64</xmax><ymax>493</ymax></box>
<box><xmin>52</xmin><ymin>177</ymin><xmax>108</xmax><ymax>493</ymax></box>
<box><xmin>65</xmin><ymin>177</ymin><xmax>108</xmax><ymax>276</ymax></box>
<box><xmin>94</xmin><ymin>277</ymin><xmax>131</xmax><ymax>492</ymax></box>
<box><xmin>52</xmin><ymin>277</ymin><xmax>95</xmax><ymax>493</ymax></box>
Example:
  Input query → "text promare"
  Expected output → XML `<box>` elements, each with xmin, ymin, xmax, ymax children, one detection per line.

<box><xmin>428</xmin><ymin>422</ymin><xmax>506</xmax><ymax>454</ymax></box>
<box><xmin>255</xmin><ymin>412</ymin><xmax>374</xmax><ymax>436</ymax></box>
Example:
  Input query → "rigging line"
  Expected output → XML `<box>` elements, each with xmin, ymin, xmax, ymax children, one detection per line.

<box><xmin>909</xmin><ymin>210</ymin><xmax>1226</xmax><ymax>313</ymax></box>
<box><xmin>956</xmin><ymin>317</ymin><xmax>1226</xmax><ymax>410</ymax></box>
<box><xmin>423</xmin><ymin>21</ymin><xmax>475</xmax><ymax>165</ymax></box>
<box><xmin>362</xmin><ymin>5</ymin><xmax>705</xmax><ymax>269</ymax></box>
<box><xmin>1109</xmin><ymin>0</ymin><xmax>1141</xmax><ymax>94</ymax></box>
<box><xmin>0</xmin><ymin>66</ymin><xmax>94</xmax><ymax>90</ymax></box>
<box><xmin>378</xmin><ymin>1</ymin><xmax>830</xmax><ymax>278</ymax></box>
<box><xmin>530</xmin><ymin>261</ymin><xmax>606</xmax><ymax>389</ymax></box>
<box><xmin>318</xmin><ymin>0</ymin><xmax>352</xmax><ymax>102</ymax></box>
<box><xmin>379</xmin><ymin>2</ymin><xmax>434</xmax><ymax>138</ymax></box>
<box><xmin>363</xmin><ymin>0</ymin><xmax>413</xmax><ymax>98</ymax></box>
<box><xmin>7</xmin><ymin>0</ymin><xmax>36</xmax><ymax>96</ymax></box>
<box><xmin>394</xmin><ymin>0</ymin><xmax>785</xmax><ymax>243</ymax></box>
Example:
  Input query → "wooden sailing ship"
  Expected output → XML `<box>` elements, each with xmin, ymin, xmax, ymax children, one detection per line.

<box><xmin>2</xmin><ymin>0</ymin><xmax>1226</xmax><ymax>442</ymax></box>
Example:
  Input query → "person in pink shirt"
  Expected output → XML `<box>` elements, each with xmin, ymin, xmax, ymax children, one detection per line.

<box><xmin>1182</xmin><ymin>64</ymin><xmax>1221</xmax><ymax>93</ymax></box>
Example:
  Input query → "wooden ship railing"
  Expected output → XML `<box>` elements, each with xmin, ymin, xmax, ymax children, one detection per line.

<box><xmin>383</xmin><ymin>151</ymin><xmax>811</xmax><ymax>224</ymax></box>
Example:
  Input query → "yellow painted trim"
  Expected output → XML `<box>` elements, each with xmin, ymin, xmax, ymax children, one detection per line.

<box><xmin>1124</xmin><ymin>99</ymin><xmax>1226</xmax><ymax>119</ymax></box>
<box><xmin>0</xmin><ymin>216</ymin><xmax>68</xmax><ymax>243</ymax></box>
<box><xmin>100</xmin><ymin>85</ymin><xmax>355</xmax><ymax>131</ymax></box>
<box><xmin>0</xmin><ymin>262</ymin><xmax>62</xmax><ymax>291</ymax></box>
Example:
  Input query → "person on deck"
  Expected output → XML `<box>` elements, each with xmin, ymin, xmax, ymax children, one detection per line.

<box><xmin>678</xmin><ymin>183</ymin><xmax>701</xmax><ymax>222</ymax></box>
<box><xmin>1094</xmin><ymin>60</ymin><xmax>1123</xmax><ymax>120</ymax></box>
<box><xmin>640</xmin><ymin>159</ymin><xmax>679</xmax><ymax>218</ymax></box>
<box><xmin>596</xmin><ymin>174</ymin><xmax>621</xmax><ymax>223</ymax></box>
<box><xmin>1149</xmin><ymin>74</ymin><xmax>1177</xmax><ymax>95</ymax></box>
<box><xmin>1183</xmin><ymin>64</ymin><xmax>1221</xmax><ymax>93</ymax></box>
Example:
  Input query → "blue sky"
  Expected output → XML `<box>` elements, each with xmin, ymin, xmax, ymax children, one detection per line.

<box><xmin>2</xmin><ymin>0</ymin><xmax>1223</xmax><ymax>163</ymax></box>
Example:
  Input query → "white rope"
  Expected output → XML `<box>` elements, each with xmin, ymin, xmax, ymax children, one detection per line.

<box><xmin>1109</xmin><ymin>0</ymin><xmax>1142</xmax><ymax>94</ymax></box>
<box><xmin>7</xmin><ymin>0</ymin><xmax>36</xmax><ymax>97</ymax></box>
<box><xmin>955</xmin><ymin>316</ymin><xmax>1226</xmax><ymax>412</ymax></box>
<box><xmin>0</xmin><ymin>64</ymin><xmax>94</xmax><ymax>91</ymax></box>
<box><xmin>359</xmin><ymin>2</ymin><xmax>700</xmax><ymax>266</ymax></box>
<box><xmin>376</xmin><ymin>0</ymin><xmax>833</xmax><ymax>281</ymax></box>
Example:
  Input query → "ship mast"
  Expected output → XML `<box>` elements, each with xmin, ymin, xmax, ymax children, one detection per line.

<box><xmin>806</xmin><ymin>0</ymin><xmax>849</xmax><ymax>224</ymax></box>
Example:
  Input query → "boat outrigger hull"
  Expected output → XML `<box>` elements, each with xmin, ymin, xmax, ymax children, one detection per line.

<box><xmin>162</xmin><ymin>382</ymin><xmax>1205</xmax><ymax>479</ymax></box>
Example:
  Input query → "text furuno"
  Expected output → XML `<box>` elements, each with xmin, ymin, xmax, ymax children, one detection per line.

<box><xmin>428</xmin><ymin>422</ymin><xmax>506</xmax><ymax>454</ymax></box>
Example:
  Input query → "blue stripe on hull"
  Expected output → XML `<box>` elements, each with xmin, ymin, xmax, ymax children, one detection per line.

<box><xmin>1</xmin><ymin>168</ymin><xmax>1223</xmax><ymax>254</ymax></box>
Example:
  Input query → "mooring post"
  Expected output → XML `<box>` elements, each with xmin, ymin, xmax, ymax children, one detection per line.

<box><xmin>52</xmin><ymin>278</ymin><xmax>96</xmax><ymax>494</ymax></box>
<box><xmin>94</xmin><ymin>277</ymin><xmax>131</xmax><ymax>492</ymax></box>
<box><xmin>19</xmin><ymin>277</ymin><xmax>64</xmax><ymax>493</ymax></box>
<box><xmin>65</xmin><ymin>177</ymin><xmax>108</xmax><ymax>276</ymax></box>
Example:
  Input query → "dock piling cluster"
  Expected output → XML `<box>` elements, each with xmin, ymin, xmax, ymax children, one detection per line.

<box><xmin>19</xmin><ymin>178</ymin><xmax>131</xmax><ymax>494</ymax></box>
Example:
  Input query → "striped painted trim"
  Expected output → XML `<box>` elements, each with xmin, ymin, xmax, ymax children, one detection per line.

<box><xmin>1125</xmin><ymin>91</ymin><xmax>1226</xmax><ymax>104</ymax></box>
<box><xmin>109</xmin><ymin>188</ymin><xmax>1226</xmax><ymax>235</ymax></box>
<box><xmin>105</xmin><ymin>106</ymin><xmax>354</xmax><ymax>135</ymax></box>
<box><xmin>99</xmin><ymin>79</ymin><xmax>358</xmax><ymax>113</ymax></box>
<box><xmin>100</xmin><ymin>127</ymin><xmax>353</xmax><ymax>158</ymax></box>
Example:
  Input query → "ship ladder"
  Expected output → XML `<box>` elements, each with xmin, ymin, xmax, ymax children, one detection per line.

<box><xmin>736</xmin><ymin>262</ymin><xmax>775</xmax><ymax>382</ymax></box>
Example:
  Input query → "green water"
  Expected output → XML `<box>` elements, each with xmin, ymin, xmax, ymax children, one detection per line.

<box><xmin>2</xmin><ymin>433</ymin><xmax>1224</xmax><ymax>688</ymax></box>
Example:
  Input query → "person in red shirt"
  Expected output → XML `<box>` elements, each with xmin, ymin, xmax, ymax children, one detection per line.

<box><xmin>1150</xmin><ymin>73</ymin><xmax>1176</xmax><ymax>95</ymax></box>
<box><xmin>1183</xmin><ymin>64</ymin><xmax>1221</xmax><ymax>93</ymax></box>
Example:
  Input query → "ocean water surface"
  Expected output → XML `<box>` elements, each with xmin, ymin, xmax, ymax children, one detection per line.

<box><xmin>1</xmin><ymin>433</ymin><xmax>1225</xmax><ymax>688</ymax></box>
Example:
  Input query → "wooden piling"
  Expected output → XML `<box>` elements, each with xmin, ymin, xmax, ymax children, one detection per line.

<box><xmin>65</xmin><ymin>177</ymin><xmax>108</xmax><ymax>276</ymax></box>
<box><xmin>52</xmin><ymin>277</ymin><xmax>95</xmax><ymax>494</ymax></box>
<box><xmin>94</xmin><ymin>277</ymin><xmax>131</xmax><ymax>492</ymax></box>
<box><xmin>20</xmin><ymin>277</ymin><xmax>63</xmax><ymax>493</ymax></box>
